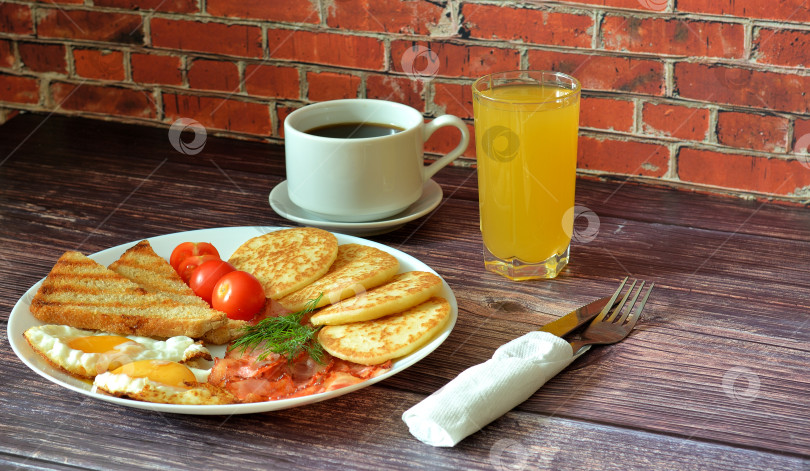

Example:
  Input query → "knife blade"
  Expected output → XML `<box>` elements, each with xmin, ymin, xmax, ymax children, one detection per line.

<box><xmin>538</xmin><ymin>296</ymin><xmax>613</xmax><ymax>337</ymax></box>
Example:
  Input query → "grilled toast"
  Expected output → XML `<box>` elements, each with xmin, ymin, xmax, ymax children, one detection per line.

<box><xmin>108</xmin><ymin>240</ymin><xmax>246</xmax><ymax>344</ymax></box>
<box><xmin>30</xmin><ymin>251</ymin><xmax>227</xmax><ymax>339</ymax></box>
<box><xmin>109</xmin><ymin>240</ymin><xmax>209</xmax><ymax>308</ymax></box>
<box><xmin>277</xmin><ymin>243</ymin><xmax>399</xmax><ymax>312</ymax></box>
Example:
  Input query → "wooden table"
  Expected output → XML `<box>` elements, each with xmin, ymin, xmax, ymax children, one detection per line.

<box><xmin>1</xmin><ymin>113</ymin><xmax>808</xmax><ymax>470</ymax></box>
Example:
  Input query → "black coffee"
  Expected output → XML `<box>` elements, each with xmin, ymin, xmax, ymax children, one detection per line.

<box><xmin>305</xmin><ymin>122</ymin><xmax>404</xmax><ymax>139</ymax></box>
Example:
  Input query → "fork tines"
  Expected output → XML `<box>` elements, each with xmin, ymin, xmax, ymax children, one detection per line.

<box><xmin>602</xmin><ymin>277</ymin><xmax>654</xmax><ymax>326</ymax></box>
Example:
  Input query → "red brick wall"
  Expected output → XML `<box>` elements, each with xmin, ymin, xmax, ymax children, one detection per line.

<box><xmin>1</xmin><ymin>0</ymin><xmax>809</xmax><ymax>203</ymax></box>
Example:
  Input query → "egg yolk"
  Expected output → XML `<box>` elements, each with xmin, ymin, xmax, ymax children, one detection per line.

<box><xmin>112</xmin><ymin>360</ymin><xmax>196</xmax><ymax>388</ymax></box>
<box><xmin>67</xmin><ymin>335</ymin><xmax>137</xmax><ymax>354</ymax></box>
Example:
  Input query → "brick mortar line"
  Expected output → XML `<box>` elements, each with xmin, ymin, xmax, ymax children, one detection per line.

<box><xmin>592</xmin><ymin>9</ymin><xmax>604</xmax><ymax>50</ymax></box>
<box><xmin>270</xmin><ymin>101</ymin><xmax>279</xmax><ymax>136</ymax></box>
<box><xmin>4</xmin><ymin>106</ymin><xmax>168</xmax><ymax>128</ymax></box>
<box><xmin>153</xmin><ymin>86</ymin><xmax>163</xmax><ymax>122</ymax></box>
<box><xmin>122</xmin><ymin>49</ymin><xmax>132</xmax><ymax>83</ymax></box>
<box><xmin>706</xmin><ymin>106</ymin><xmax>720</xmax><ymax>145</ymax></box>
<box><xmin>579</xmin><ymin>127</ymin><xmax>806</xmax><ymax>163</ymax></box>
<box><xmin>465</xmin><ymin>0</ymin><xmax>810</xmax><ymax>32</ymax></box>
<box><xmin>179</xmin><ymin>55</ymin><xmax>189</xmax><ymax>88</ymax></box>
<box><xmin>357</xmin><ymin>70</ymin><xmax>368</xmax><ymax>99</ymax></box>
<box><xmin>3</xmin><ymin>30</ymin><xmax>810</xmax><ymax>78</ymax></box>
<box><xmin>463</xmin><ymin>0</ymin><xmax>618</xmax><ymax>18</ymax></box>
<box><xmin>517</xmin><ymin>45</ymin><xmax>528</xmax><ymax>70</ymax></box>
<box><xmin>665</xmin><ymin>142</ymin><xmax>678</xmax><ymax>180</ymax></box>
<box><xmin>662</xmin><ymin>94</ymin><xmax>807</xmax><ymax>122</ymax></box>
<box><xmin>234</xmin><ymin>60</ymin><xmax>246</xmax><ymax>94</ymax></box>
<box><xmin>743</xmin><ymin>20</ymin><xmax>755</xmax><ymax>62</ymax></box>
<box><xmin>424</xmin><ymin>81</ymin><xmax>436</xmax><ymax>115</ymax></box>
<box><xmin>66</xmin><ymin>42</ymin><xmax>75</xmax><ymax>77</ymax></box>
<box><xmin>10</xmin><ymin>0</ymin><xmax>810</xmax><ymax>31</ymax></box>
<box><xmin>5</xmin><ymin>74</ymin><xmax>288</xmax><ymax>108</ymax></box>
<box><xmin>575</xmin><ymin>168</ymin><xmax>807</xmax><ymax>204</ymax></box>
<box><xmin>5</xmin><ymin>64</ymin><xmax>809</xmax><ymax>134</ymax></box>
<box><xmin>5</xmin><ymin>58</ymin><xmax>808</xmax><ymax>123</ymax></box>
<box><xmin>316</xmin><ymin>0</ymin><xmax>329</xmax><ymax>28</ymax></box>
<box><xmin>382</xmin><ymin>36</ymin><xmax>391</xmax><ymax>74</ymax></box>
<box><xmin>631</xmin><ymin>96</ymin><xmax>642</xmax><ymax>135</ymax></box>
<box><xmin>663</xmin><ymin>59</ymin><xmax>674</xmax><ymax>98</ymax></box>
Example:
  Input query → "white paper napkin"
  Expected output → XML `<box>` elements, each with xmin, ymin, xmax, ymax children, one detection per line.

<box><xmin>402</xmin><ymin>331</ymin><xmax>577</xmax><ymax>447</ymax></box>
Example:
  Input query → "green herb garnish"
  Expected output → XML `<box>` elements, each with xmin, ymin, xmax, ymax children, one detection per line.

<box><xmin>229</xmin><ymin>294</ymin><xmax>325</xmax><ymax>363</ymax></box>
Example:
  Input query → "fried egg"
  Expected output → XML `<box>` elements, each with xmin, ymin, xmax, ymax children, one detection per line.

<box><xmin>92</xmin><ymin>360</ymin><xmax>237</xmax><ymax>405</ymax></box>
<box><xmin>23</xmin><ymin>325</ymin><xmax>212</xmax><ymax>380</ymax></box>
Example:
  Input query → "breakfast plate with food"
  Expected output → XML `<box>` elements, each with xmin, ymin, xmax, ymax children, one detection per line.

<box><xmin>8</xmin><ymin>226</ymin><xmax>458</xmax><ymax>415</ymax></box>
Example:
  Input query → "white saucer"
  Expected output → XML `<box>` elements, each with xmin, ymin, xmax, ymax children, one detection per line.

<box><xmin>269</xmin><ymin>180</ymin><xmax>443</xmax><ymax>236</ymax></box>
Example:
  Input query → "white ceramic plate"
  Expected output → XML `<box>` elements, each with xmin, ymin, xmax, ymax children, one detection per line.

<box><xmin>7</xmin><ymin>226</ymin><xmax>457</xmax><ymax>415</ymax></box>
<box><xmin>269</xmin><ymin>180</ymin><xmax>443</xmax><ymax>237</ymax></box>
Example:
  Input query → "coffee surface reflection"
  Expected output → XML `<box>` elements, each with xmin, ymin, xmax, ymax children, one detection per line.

<box><xmin>305</xmin><ymin>122</ymin><xmax>404</xmax><ymax>139</ymax></box>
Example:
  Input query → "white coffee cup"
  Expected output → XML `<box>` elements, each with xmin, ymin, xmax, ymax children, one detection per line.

<box><xmin>284</xmin><ymin>99</ymin><xmax>470</xmax><ymax>222</ymax></box>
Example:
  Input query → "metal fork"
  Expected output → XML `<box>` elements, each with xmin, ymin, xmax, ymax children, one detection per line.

<box><xmin>569</xmin><ymin>277</ymin><xmax>654</xmax><ymax>355</ymax></box>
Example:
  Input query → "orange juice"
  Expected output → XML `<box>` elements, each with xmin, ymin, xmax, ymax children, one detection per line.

<box><xmin>473</xmin><ymin>72</ymin><xmax>580</xmax><ymax>280</ymax></box>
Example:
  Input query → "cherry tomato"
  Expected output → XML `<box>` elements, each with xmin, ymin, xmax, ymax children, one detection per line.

<box><xmin>212</xmin><ymin>271</ymin><xmax>265</xmax><ymax>320</ymax></box>
<box><xmin>169</xmin><ymin>242</ymin><xmax>220</xmax><ymax>272</ymax></box>
<box><xmin>177</xmin><ymin>254</ymin><xmax>219</xmax><ymax>283</ymax></box>
<box><xmin>189</xmin><ymin>260</ymin><xmax>236</xmax><ymax>305</ymax></box>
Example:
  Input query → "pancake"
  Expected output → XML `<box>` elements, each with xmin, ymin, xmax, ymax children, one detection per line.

<box><xmin>277</xmin><ymin>243</ymin><xmax>399</xmax><ymax>312</ymax></box>
<box><xmin>310</xmin><ymin>271</ymin><xmax>443</xmax><ymax>326</ymax></box>
<box><xmin>227</xmin><ymin>227</ymin><xmax>338</xmax><ymax>299</ymax></box>
<box><xmin>317</xmin><ymin>296</ymin><xmax>451</xmax><ymax>365</ymax></box>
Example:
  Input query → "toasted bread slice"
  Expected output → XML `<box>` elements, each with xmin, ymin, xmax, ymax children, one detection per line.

<box><xmin>277</xmin><ymin>243</ymin><xmax>399</xmax><ymax>312</ymax></box>
<box><xmin>200</xmin><ymin>319</ymin><xmax>248</xmax><ymax>345</ymax></box>
<box><xmin>108</xmin><ymin>240</ymin><xmax>245</xmax><ymax>344</ymax></box>
<box><xmin>318</xmin><ymin>296</ymin><xmax>451</xmax><ymax>365</ymax></box>
<box><xmin>109</xmin><ymin>240</ymin><xmax>209</xmax><ymax>308</ymax></box>
<box><xmin>30</xmin><ymin>251</ymin><xmax>227</xmax><ymax>339</ymax></box>
<box><xmin>228</xmin><ymin>227</ymin><xmax>338</xmax><ymax>299</ymax></box>
<box><xmin>310</xmin><ymin>271</ymin><xmax>443</xmax><ymax>326</ymax></box>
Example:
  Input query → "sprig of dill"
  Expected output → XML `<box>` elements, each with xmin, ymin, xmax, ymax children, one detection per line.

<box><xmin>228</xmin><ymin>294</ymin><xmax>325</xmax><ymax>363</ymax></box>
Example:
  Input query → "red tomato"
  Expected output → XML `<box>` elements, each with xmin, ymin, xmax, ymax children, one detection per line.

<box><xmin>177</xmin><ymin>254</ymin><xmax>219</xmax><ymax>283</ymax></box>
<box><xmin>212</xmin><ymin>271</ymin><xmax>266</xmax><ymax>320</ymax></box>
<box><xmin>169</xmin><ymin>242</ymin><xmax>220</xmax><ymax>272</ymax></box>
<box><xmin>189</xmin><ymin>260</ymin><xmax>236</xmax><ymax>305</ymax></box>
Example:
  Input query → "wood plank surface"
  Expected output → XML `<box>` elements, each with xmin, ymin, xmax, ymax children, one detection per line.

<box><xmin>1</xmin><ymin>113</ymin><xmax>809</xmax><ymax>470</ymax></box>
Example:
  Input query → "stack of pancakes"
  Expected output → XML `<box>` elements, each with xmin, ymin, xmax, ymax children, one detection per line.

<box><xmin>228</xmin><ymin>227</ymin><xmax>452</xmax><ymax>365</ymax></box>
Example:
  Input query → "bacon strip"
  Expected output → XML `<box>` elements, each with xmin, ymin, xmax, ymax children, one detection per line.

<box><xmin>209</xmin><ymin>348</ymin><xmax>391</xmax><ymax>403</ymax></box>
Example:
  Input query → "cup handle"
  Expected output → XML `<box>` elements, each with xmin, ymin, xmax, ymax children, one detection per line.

<box><xmin>422</xmin><ymin>115</ymin><xmax>470</xmax><ymax>180</ymax></box>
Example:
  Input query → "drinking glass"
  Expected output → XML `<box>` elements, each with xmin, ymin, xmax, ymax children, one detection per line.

<box><xmin>472</xmin><ymin>71</ymin><xmax>581</xmax><ymax>280</ymax></box>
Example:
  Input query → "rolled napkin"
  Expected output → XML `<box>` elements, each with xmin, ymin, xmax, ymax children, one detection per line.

<box><xmin>402</xmin><ymin>331</ymin><xmax>578</xmax><ymax>447</ymax></box>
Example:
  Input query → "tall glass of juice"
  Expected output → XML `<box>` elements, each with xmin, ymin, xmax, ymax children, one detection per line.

<box><xmin>472</xmin><ymin>71</ymin><xmax>581</xmax><ymax>280</ymax></box>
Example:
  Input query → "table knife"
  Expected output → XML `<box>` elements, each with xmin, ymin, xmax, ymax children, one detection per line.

<box><xmin>538</xmin><ymin>296</ymin><xmax>612</xmax><ymax>337</ymax></box>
